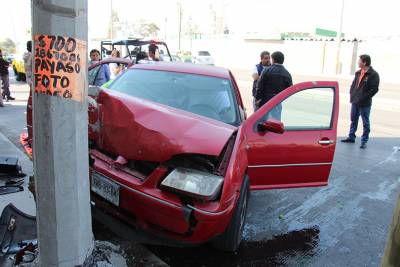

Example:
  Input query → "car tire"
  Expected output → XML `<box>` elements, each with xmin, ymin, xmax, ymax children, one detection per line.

<box><xmin>17</xmin><ymin>72</ymin><xmax>26</xmax><ymax>82</ymax></box>
<box><xmin>212</xmin><ymin>175</ymin><xmax>250</xmax><ymax>252</ymax></box>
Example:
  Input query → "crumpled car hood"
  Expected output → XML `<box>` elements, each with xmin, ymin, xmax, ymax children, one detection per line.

<box><xmin>96</xmin><ymin>90</ymin><xmax>236</xmax><ymax>162</ymax></box>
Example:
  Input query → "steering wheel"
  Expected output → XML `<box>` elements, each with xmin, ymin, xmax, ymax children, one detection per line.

<box><xmin>190</xmin><ymin>104</ymin><xmax>220</xmax><ymax>120</ymax></box>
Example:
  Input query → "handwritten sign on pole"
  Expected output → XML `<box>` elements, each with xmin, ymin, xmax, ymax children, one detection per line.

<box><xmin>33</xmin><ymin>35</ymin><xmax>86</xmax><ymax>102</ymax></box>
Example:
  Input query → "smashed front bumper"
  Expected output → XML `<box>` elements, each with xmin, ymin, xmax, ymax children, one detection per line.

<box><xmin>90</xmin><ymin>151</ymin><xmax>238</xmax><ymax>245</ymax></box>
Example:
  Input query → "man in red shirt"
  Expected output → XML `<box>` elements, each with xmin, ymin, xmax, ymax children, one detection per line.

<box><xmin>342</xmin><ymin>54</ymin><xmax>380</xmax><ymax>149</ymax></box>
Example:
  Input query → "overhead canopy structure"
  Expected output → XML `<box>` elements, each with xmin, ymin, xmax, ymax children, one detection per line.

<box><xmin>100</xmin><ymin>39</ymin><xmax>172</xmax><ymax>61</ymax></box>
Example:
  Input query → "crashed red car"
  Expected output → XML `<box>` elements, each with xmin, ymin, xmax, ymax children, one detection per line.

<box><xmin>87</xmin><ymin>62</ymin><xmax>339</xmax><ymax>251</ymax></box>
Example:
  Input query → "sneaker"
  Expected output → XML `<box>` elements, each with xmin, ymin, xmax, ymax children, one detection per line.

<box><xmin>360</xmin><ymin>143</ymin><xmax>367</xmax><ymax>149</ymax></box>
<box><xmin>341</xmin><ymin>138</ymin><xmax>355</xmax><ymax>143</ymax></box>
<box><xmin>6</xmin><ymin>96</ymin><xmax>15</xmax><ymax>101</ymax></box>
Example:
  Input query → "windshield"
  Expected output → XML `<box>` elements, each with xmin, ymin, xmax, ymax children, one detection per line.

<box><xmin>198</xmin><ymin>51</ymin><xmax>211</xmax><ymax>56</ymax></box>
<box><xmin>108</xmin><ymin>69</ymin><xmax>239</xmax><ymax>125</ymax></box>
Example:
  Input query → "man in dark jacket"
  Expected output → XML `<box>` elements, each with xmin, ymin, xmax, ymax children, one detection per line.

<box><xmin>342</xmin><ymin>54</ymin><xmax>379</xmax><ymax>149</ymax></box>
<box><xmin>0</xmin><ymin>49</ymin><xmax>14</xmax><ymax>102</ymax></box>
<box><xmin>255</xmin><ymin>51</ymin><xmax>292</xmax><ymax>119</ymax></box>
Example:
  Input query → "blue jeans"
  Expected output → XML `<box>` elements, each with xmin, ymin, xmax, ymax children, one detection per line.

<box><xmin>267</xmin><ymin>103</ymin><xmax>282</xmax><ymax>121</ymax></box>
<box><xmin>349</xmin><ymin>104</ymin><xmax>371</xmax><ymax>143</ymax></box>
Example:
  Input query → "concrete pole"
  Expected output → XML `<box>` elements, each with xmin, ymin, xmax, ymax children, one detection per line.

<box><xmin>32</xmin><ymin>0</ymin><xmax>93</xmax><ymax>266</ymax></box>
<box><xmin>110</xmin><ymin>0</ymin><xmax>113</xmax><ymax>40</ymax></box>
<box><xmin>350</xmin><ymin>40</ymin><xmax>359</xmax><ymax>75</ymax></box>
<box><xmin>164</xmin><ymin>17</ymin><xmax>168</xmax><ymax>41</ymax></box>
<box><xmin>381</xmin><ymin>194</ymin><xmax>400</xmax><ymax>267</ymax></box>
<box><xmin>321</xmin><ymin>41</ymin><xmax>327</xmax><ymax>74</ymax></box>
<box><xmin>178</xmin><ymin>2</ymin><xmax>182</xmax><ymax>51</ymax></box>
<box><xmin>335</xmin><ymin>0</ymin><xmax>345</xmax><ymax>74</ymax></box>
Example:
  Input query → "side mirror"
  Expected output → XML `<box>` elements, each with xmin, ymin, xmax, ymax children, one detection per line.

<box><xmin>257</xmin><ymin>119</ymin><xmax>285</xmax><ymax>134</ymax></box>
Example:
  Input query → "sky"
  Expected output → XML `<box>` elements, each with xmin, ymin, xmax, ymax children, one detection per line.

<box><xmin>1</xmin><ymin>0</ymin><xmax>399</xmax><ymax>50</ymax></box>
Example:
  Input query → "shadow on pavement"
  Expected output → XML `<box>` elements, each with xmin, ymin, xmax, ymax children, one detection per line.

<box><xmin>146</xmin><ymin>226</ymin><xmax>320</xmax><ymax>267</ymax></box>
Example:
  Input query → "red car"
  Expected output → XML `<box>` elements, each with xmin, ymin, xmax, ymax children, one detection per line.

<box><xmin>87</xmin><ymin>62</ymin><xmax>339</xmax><ymax>251</ymax></box>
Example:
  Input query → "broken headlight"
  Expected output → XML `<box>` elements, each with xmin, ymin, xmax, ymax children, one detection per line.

<box><xmin>161</xmin><ymin>168</ymin><xmax>223</xmax><ymax>201</ymax></box>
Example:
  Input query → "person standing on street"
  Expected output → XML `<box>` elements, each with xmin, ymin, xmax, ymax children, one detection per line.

<box><xmin>255</xmin><ymin>51</ymin><xmax>292</xmax><ymax>119</ymax></box>
<box><xmin>89</xmin><ymin>49</ymin><xmax>110</xmax><ymax>86</ymax></box>
<box><xmin>341</xmin><ymin>54</ymin><xmax>379</xmax><ymax>149</ymax></box>
<box><xmin>109</xmin><ymin>49</ymin><xmax>122</xmax><ymax>79</ymax></box>
<box><xmin>89</xmin><ymin>49</ymin><xmax>101</xmax><ymax>65</ymax></box>
<box><xmin>252</xmin><ymin>51</ymin><xmax>271</xmax><ymax>111</ymax></box>
<box><xmin>0</xmin><ymin>49</ymin><xmax>15</xmax><ymax>102</ymax></box>
<box><xmin>23</xmin><ymin>41</ymin><xmax>33</xmax><ymax>88</ymax></box>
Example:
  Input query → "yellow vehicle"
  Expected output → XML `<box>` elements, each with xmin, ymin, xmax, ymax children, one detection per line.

<box><xmin>11</xmin><ymin>56</ymin><xmax>26</xmax><ymax>82</ymax></box>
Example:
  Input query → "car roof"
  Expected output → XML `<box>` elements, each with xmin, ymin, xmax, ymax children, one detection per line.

<box><xmin>130</xmin><ymin>62</ymin><xmax>230</xmax><ymax>79</ymax></box>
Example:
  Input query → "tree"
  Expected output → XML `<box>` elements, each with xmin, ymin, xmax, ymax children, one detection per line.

<box><xmin>0</xmin><ymin>38</ymin><xmax>17</xmax><ymax>54</ymax></box>
<box><xmin>184</xmin><ymin>18</ymin><xmax>200</xmax><ymax>42</ymax></box>
<box><xmin>107</xmin><ymin>10</ymin><xmax>121</xmax><ymax>39</ymax></box>
<box><xmin>136</xmin><ymin>22</ymin><xmax>160</xmax><ymax>37</ymax></box>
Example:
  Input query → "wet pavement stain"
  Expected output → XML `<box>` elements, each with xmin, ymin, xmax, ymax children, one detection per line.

<box><xmin>146</xmin><ymin>227</ymin><xmax>320</xmax><ymax>267</ymax></box>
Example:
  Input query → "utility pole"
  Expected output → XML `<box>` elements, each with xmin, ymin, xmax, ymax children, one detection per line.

<box><xmin>110</xmin><ymin>0</ymin><xmax>113</xmax><ymax>39</ymax></box>
<box><xmin>350</xmin><ymin>39</ymin><xmax>359</xmax><ymax>75</ymax></box>
<box><xmin>32</xmin><ymin>0</ymin><xmax>93</xmax><ymax>266</ymax></box>
<box><xmin>178</xmin><ymin>1</ymin><xmax>182</xmax><ymax>51</ymax></box>
<box><xmin>335</xmin><ymin>0</ymin><xmax>345</xmax><ymax>74</ymax></box>
<box><xmin>164</xmin><ymin>17</ymin><xmax>168</xmax><ymax>41</ymax></box>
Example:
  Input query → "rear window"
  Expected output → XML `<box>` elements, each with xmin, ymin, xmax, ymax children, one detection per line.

<box><xmin>198</xmin><ymin>51</ymin><xmax>211</xmax><ymax>56</ymax></box>
<box><xmin>108</xmin><ymin>69</ymin><xmax>239</xmax><ymax>125</ymax></box>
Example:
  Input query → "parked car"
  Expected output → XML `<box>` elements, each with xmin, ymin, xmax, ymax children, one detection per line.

<box><xmin>11</xmin><ymin>55</ymin><xmax>26</xmax><ymax>81</ymax></box>
<box><xmin>87</xmin><ymin>62</ymin><xmax>339</xmax><ymax>251</ymax></box>
<box><xmin>24</xmin><ymin>62</ymin><xmax>339</xmax><ymax>252</ymax></box>
<box><xmin>193</xmin><ymin>51</ymin><xmax>214</xmax><ymax>65</ymax></box>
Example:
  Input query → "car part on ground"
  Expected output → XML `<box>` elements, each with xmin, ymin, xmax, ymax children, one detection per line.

<box><xmin>0</xmin><ymin>204</ymin><xmax>37</xmax><ymax>256</ymax></box>
<box><xmin>0</xmin><ymin>185</ymin><xmax>23</xmax><ymax>195</ymax></box>
<box><xmin>0</xmin><ymin>156</ymin><xmax>25</xmax><ymax>178</ymax></box>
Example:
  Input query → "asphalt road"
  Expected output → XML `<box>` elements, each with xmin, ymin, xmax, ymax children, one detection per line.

<box><xmin>0</xmin><ymin>68</ymin><xmax>399</xmax><ymax>267</ymax></box>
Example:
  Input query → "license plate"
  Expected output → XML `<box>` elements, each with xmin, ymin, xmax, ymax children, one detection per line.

<box><xmin>91</xmin><ymin>172</ymin><xmax>120</xmax><ymax>206</ymax></box>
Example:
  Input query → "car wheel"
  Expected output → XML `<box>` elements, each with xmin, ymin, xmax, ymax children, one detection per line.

<box><xmin>212</xmin><ymin>175</ymin><xmax>250</xmax><ymax>252</ymax></box>
<box><xmin>17</xmin><ymin>72</ymin><xmax>26</xmax><ymax>82</ymax></box>
<box><xmin>15</xmin><ymin>71</ymin><xmax>21</xmax><ymax>81</ymax></box>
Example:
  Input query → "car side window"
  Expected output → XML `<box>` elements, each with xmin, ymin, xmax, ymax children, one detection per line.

<box><xmin>260</xmin><ymin>87</ymin><xmax>335</xmax><ymax>130</ymax></box>
<box><xmin>88</xmin><ymin>65</ymin><xmax>101</xmax><ymax>86</ymax></box>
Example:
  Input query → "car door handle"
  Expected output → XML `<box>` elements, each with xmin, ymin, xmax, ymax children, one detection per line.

<box><xmin>319</xmin><ymin>140</ymin><xmax>334</xmax><ymax>145</ymax></box>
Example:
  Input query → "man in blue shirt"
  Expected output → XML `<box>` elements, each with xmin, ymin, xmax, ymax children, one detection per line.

<box><xmin>252</xmin><ymin>51</ymin><xmax>270</xmax><ymax>111</ymax></box>
<box><xmin>89</xmin><ymin>49</ymin><xmax>110</xmax><ymax>86</ymax></box>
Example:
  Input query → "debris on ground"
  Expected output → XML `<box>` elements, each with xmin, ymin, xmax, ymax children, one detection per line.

<box><xmin>0</xmin><ymin>156</ymin><xmax>26</xmax><ymax>178</ymax></box>
<box><xmin>83</xmin><ymin>241</ymin><xmax>128</xmax><ymax>267</ymax></box>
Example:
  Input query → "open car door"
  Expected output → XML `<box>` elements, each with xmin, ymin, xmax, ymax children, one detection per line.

<box><xmin>241</xmin><ymin>81</ymin><xmax>339</xmax><ymax>190</ymax></box>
